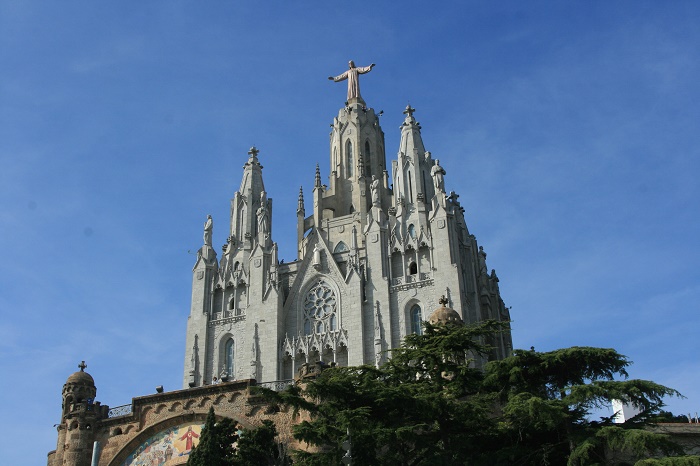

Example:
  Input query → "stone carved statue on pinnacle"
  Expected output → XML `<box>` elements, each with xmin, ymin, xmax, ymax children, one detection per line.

<box><xmin>371</xmin><ymin>175</ymin><xmax>380</xmax><ymax>207</ymax></box>
<box><xmin>203</xmin><ymin>214</ymin><xmax>213</xmax><ymax>246</ymax></box>
<box><xmin>431</xmin><ymin>159</ymin><xmax>446</xmax><ymax>193</ymax></box>
<box><xmin>478</xmin><ymin>246</ymin><xmax>488</xmax><ymax>275</ymax></box>
<box><xmin>257</xmin><ymin>191</ymin><xmax>269</xmax><ymax>239</ymax></box>
<box><xmin>329</xmin><ymin>60</ymin><xmax>376</xmax><ymax>101</ymax></box>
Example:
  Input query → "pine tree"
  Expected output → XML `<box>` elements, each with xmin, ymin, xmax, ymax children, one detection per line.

<box><xmin>187</xmin><ymin>407</ymin><xmax>237</xmax><ymax>466</ymax></box>
<box><xmin>483</xmin><ymin>347</ymin><xmax>685</xmax><ymax>465</ymax></box>
<box><xmin>260</xmin><ymin>322</ymin><xmax>689</xmax><ymax>465</ymax></box>
<box><xmin>232</xmin><ymin>419</ymin><xmax>290</xmax><ymax>466</ymax></box>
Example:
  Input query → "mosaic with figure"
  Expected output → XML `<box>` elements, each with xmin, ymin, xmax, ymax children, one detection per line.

<box><xmin>121</xmin><ymin>422</ymin><xmax>204</xmax><ymax>466</ymax></box>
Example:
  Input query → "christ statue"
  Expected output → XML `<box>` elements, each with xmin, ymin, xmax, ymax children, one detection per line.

<box><xmin>329</xmin><ymin>60</ymin><xmax>376</xmax><ymax>101</ymax></box>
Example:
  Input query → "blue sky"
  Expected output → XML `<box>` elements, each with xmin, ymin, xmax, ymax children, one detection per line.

<box><xmin>1</xmin><ymin>1</ymin><xmax>699</xmax><ymax>463</ymax></box>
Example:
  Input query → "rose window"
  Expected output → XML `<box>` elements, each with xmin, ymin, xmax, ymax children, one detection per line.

<box><xmin>303</xmin><ymin>280</ymin><xmax>338</xmax><ymax>335</ymax></box>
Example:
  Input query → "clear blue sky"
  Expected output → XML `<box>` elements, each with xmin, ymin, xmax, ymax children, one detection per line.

<box><xmin>1</xmin><ymin>1</ymin><xmax>699</xmax><ymax>463</ymax></box>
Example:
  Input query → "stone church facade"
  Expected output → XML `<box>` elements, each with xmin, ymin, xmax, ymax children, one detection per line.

<box><xmin>48</xmin><ymin>68</ymin><xmax>513</xmax><ymax>465</ymax></box>
<box><xmin>183</xmin><ymin>79</ymin><xmax>512</xmax><ymax>389</ymax></box>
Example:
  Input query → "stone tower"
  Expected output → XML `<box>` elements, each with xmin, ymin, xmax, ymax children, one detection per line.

<box><xmin>183</xmin><ymin>66</ymin><xmax>512</xmax><ymax>387</ymax></box>
<box><xmin>49</xmin><ymin>362</ymin><xmax>108</xmax><ymax>466</ymax></box>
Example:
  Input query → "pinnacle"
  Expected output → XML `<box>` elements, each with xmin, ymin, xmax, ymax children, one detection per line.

<box><xmin>314</xmin><ymin>164</ymin><xmax>321</xmax><ymax>188</ymax></box>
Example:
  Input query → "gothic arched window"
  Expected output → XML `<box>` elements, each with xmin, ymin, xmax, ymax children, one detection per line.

<box><xmin>409</xmin><ymin>261</ymin><xmax>418</xmax><ymax>275</ymax></box>
<box><xmin>364</xmin><ymin>141</ymin><xmax>371</xmax><ymax>177</ymax></box>
<box><xmin>334</xmin><ymin>241</ymin><xmax>349</xmax><ymax>253</ymax></box>
<box><xmin>346</xmin><ymin>140</ymin><xmax>354</xmax><ymax>178</ymax></box>
<box><xmin>303</xmin><ymin>279</ymin><xmax>338</xmax><ymax>335</ymax></box>
<box><xmin>410</xmin><ymin>305</ymin><xmax>422</xmax><ymax>335</ymax></box>
<box><xmin>225</xmin><ymin>339</ymin><xmax>234</xmax><ymax>377</ymax></box>
<box><xmin>408</xmin><ymin>224</ymin><xmax>416</xmax><ymax>239</ymax></box>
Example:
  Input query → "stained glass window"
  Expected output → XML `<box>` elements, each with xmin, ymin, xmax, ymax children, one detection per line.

<box><xmin>303</xmin><ymin>280</ymin><xmax>338</xmax><ymax>335</ymax></box>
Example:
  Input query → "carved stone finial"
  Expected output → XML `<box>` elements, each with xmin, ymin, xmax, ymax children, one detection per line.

<box><xmin>297</xmin><ymin>186</ymin><xmax>305</xmax><ymax>212</ymax></box>
<box><xmin>438</xmin><ymin>295</ymin><xmax>448</xmax><ymax>307</ymax></box>
<box><xmin>315</xmin><ymin>163</ymin><xmax>322</xmax><ymax>188</ymax></box>
<box><xmin>248</xmin><ymin>146</ymin><xmax>260</xmax><ymax>157</ymax></box>
<box><xmin>403</xmin><ymin>104</ymin><xmax>416</xmax><ymax>118</ymax></box>
<box><xmin>78</xmin><ymin>361</ymin><xmax>87</xmax><ymax>372</ymax></box>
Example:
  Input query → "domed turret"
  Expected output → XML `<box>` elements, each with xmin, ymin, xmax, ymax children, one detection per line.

<box><xmin>428</xmin><ymin>295</ymin><xmax>463</xmax><ymax>326</ymax></box>
<box><xmin>51</xmin><ymin>362</ymin><xmax>101</xmax><ymax>466</ymax></box>
<box><xmin>66</xmin><ymin>367</ymin><xmax>95</xmax><ymax>386</ymax></box>
<box><xmin>62</xmin><ymin>361</ymin><xmax>96</xmax><ymax>412</ymax></box>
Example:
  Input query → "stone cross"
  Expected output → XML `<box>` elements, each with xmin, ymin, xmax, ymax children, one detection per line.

<box><xmin>78</xmin><ymin>361</ymin><xmax>87</xmax><ymax>372</ymax></box>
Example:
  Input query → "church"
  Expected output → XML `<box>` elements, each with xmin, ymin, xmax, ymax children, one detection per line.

<box><xmin>48</xmin><ymin>62</ymin><xmax>512</xmax><ymax>466</ymax></box>
<box><xmin>183</xmin><ymin>61</ymin><xmax>512</xmax><ymax>388</ymax></box>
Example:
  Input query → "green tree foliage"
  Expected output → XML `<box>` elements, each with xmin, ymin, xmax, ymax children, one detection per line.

<box><xmin>648</xmin><ymin>411</ymin><xmax>691</xmax><ymax>423</ymax></box>
<box><xmin>262</xmin><ymin>321</ymin><xmax>688</xmax><ymax>466</ymax></box>
<box><xmin>187</xmin><ymin>407</ymin><xmax>237</xmax><ymax>466</ymax></box>
<box><xmin>635</xmin><ymin>457</ymin><xmax>700</xmax><ymax>466</ymax></box>
<box><xmin>266</xmin><ymin>320</ymin><xmax>509</xmax><ymax>465</ymax></box>
<box><xmin>483</xmin><ymin>347</ymin><xmax>684</xmax><ymax>465</ymax></box>
<box><xmin>233</xmin><ymin>419</ymin><xmax>291</xmax><ymax>466</ymax></box>
<box><xmin>187</xmin><ymin>407</ymin><xmax>291</xmax><ymax>466</ymax></box>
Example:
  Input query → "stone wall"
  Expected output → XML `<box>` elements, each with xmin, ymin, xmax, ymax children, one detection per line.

<box><xmin>49</xmin><ymin>379</ymin><xmax>299</xmax><ymax>466</ymax></box>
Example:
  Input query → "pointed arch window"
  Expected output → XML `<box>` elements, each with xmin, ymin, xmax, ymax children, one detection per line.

<box><xmin>410</xmin><ymin>305</ymin><xmax>422</xmax><ymax>335</ymax></box>
<box><xmin>237</xmin><ymin>206</ymin><xmax>246</xmax><ymax>239</ymax></box>
<box><xmin>225</xmin><ymin>339</ymin><xmax>234</xmax><ymax>377</ymax></box>
<box><xmin>409</xmin><ymin>261</ymin><xmax>418</xmax><ymax>275</ymax></box>
<box><xmin>364</xmin><ymin>141</ymin><xmax>371</xmax><ymax>177</ymax></box>
<box><xmin>334</xmin><ymin>241</ymin><xmax>349</xmax><ymax>253</ymax></box>
<box><xmin>408</xmin><ymin>224</ymin><xmax>416</xmax><ymax>239</ymax></box>
<box><xmin>346</xmin><ymin>140</ymin><xmax>354</xmax><ymax>178</ymax></box>
<box><xmin>303</xmin><ymin>279</ymin><xmax>338</xmax><ymax>335</ymax></box>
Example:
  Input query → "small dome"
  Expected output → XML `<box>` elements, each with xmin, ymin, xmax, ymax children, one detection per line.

<box><xmin>66</xmin><ymin>371</ymin><xmax>95</xmax><ymax>385</ymax></box>
<box><xmin>428</xmin><ymin>296</ymin><xmax>463</xmax><ymax>326</ymax></box>
<box><xmin>65</xmin><ymin>361</ymin><xmax>95</xmax><ymax>386</ymax></box>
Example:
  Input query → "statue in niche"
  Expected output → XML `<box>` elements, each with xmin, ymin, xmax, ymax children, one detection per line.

<box><xmin>370</xmin><ymin>175</ymin><xmax>380</xmax><ymax>206</ymax></box>
<box><xmin>431</xmin><ymin>159</ymin><xmax>446</xmax><ymax>193</ymax></box>
<box><xmin>328</xmin><ymin>60</ymin><xmax>376</xmax><ymax>101</ymax></box>
<box><xmin>203</xmin><ymin>214</ymin><xmax>213</xmax><ymax>246</ymax></box>
<box><xmin>257</xmin><ymin>191</ymin><xmax>269</xmax><ymax>237</ymax></box>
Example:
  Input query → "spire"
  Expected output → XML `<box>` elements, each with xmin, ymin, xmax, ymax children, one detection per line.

<box><xmin>239</xmin><ymin>146</ymin><xmax>265</xmax><ymax>194</ymax></box>
<box><xmin>315</xmin><ymin>163</ymin><xmax>322</xmax><ymax>188</ymax></box>
<box><xmin>297</xmin><ymin>186</ymin><xmax>305</xmax><ymax>214</ymax></box>
<box><xmin>400</xmin><ymin>104</ymin><xmax>425</xmax><ymax>152</ymax></box>
<box><xmin>394</xmin><ymin>105</ymin><xmax>431</xmax><ymax>208</ymax></box>
<box><xmin>230</xmin><ymin>146</ymin><xmax>270</xmax><ymax>246</ymax></box>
